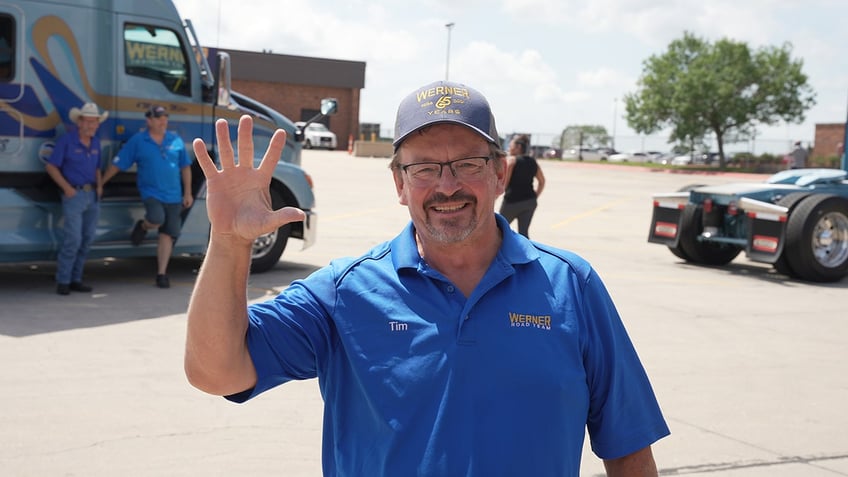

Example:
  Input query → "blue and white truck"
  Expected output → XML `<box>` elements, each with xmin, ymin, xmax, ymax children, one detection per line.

<box><xmin>0</xmin><ymin>0</ymin><xmax>333</xmax><ymax>272</ymax></box>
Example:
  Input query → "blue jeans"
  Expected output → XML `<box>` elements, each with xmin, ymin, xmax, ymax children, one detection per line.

<box><xmin>56</xmin><ymin>190</ymin><xmax>99</xmax><ymax>284</ymax></box>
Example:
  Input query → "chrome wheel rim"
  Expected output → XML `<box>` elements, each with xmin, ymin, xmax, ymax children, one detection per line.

<box><xmin>811</xmin><ymin>212</ymin><xmax>848</xmax><ymax>268</ymax></box>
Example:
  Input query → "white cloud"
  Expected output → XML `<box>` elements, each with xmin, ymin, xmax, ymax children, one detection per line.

<box><xmin>172</xmin><ymin>0</ymin><xmax>848</xmax><ymax>152</ymax></box>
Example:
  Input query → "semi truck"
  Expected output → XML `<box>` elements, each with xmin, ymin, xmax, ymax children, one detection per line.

<box><xmin>0</xmin><ymin>0</ymin><xmax>334</xmax><ymax>272</ymax></box>
<box><xmin>647</xmin><ymin>120</ymin><xmax>848</xmax><ymax>282</ymax></box>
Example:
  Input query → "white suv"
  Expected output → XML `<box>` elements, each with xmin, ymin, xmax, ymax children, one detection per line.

<box><xmin>295</xmin><ymin>121</ymin><xmax>338</xmax><ymax>150</ymax></box>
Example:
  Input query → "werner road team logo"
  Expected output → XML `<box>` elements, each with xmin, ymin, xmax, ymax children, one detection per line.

<box><xmin>508</xmin><ymin>312</ymin><xmax>552</xmax><ymax>330</ymax></box>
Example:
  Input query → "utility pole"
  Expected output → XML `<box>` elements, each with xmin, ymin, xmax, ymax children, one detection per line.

<box><xmin>445</xmin><ymin>22</ymin><xmax>455</xmax><ymax>81</ymax></box>
<box><xmin>611</xmin><ymin>98</ymin><xmax>617</xmax><ymax>151</ymax></box>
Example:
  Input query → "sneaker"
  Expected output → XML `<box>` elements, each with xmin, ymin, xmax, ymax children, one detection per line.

<box><xmin>69</xmin><ymin>282</ymin><xmax>93</xmax><ymax>292</ymax></box>
<box><xmin>56</xmin><ymin>283</ymin><xmax>70</xmax><ymax>295</ymax></box>
<box><xmin>131</xmin><ymin>220</ymin><xmax>146</xmax><ymax>246</ymax></box>
<box><xmin>156</xmin><ymin>274</ymin><xmax>170</xmax><ymax>289</ymax></box>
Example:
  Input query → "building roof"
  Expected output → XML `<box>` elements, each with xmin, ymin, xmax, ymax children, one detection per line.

<box><xmin>222</xmin><ymin>48</ymin><xmax>366</xmax><ymax>89</ymax></box>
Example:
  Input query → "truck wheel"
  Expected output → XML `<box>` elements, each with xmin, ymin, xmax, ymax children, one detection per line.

<box><xmin>772</xmin><ymin>193</ymin><xmax>810</xmax><ymax>277</ymax></box>
<box><xmin>784</xmin><ymin>194</ymin><xmax>848</xmax><ymax>282</ymax></box>
<box><xmin>665</xmin><ymin>184</ymin><xmax>706</xmax><ymax>260</ymax></box>
<box><xmin>250</xmin><ymin>188</ymin><xmax>292</xmax><ymax>273</ymax></box>
<box><xmin>678</xmin><ymin>203</ymin><xmax>741</xmax><ymax>265</ymax></box>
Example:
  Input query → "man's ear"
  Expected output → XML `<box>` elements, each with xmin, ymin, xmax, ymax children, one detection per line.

<box><xmin>495</xmin><ymin>157</ymin><xmax>507</xmax><ymax>195</ymax></box>
<box><xmin>393</xmin><ymin>169</ymin><xmax>409</xmax><ymax>205</ymax></box>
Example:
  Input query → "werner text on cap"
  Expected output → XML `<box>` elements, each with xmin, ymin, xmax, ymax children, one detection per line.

<box><xmin>393</xmin><ymin>81</ymin><xmax>499</xmax><ymax>150</ymax></box>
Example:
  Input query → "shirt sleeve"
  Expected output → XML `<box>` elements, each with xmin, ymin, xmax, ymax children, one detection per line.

<box><xmin>580</xmin><ymin>268</ymin><xmax>670</xmax><ymax>459</ymax></box>
<box><xmin>46</xmin><ymin>134</ymin><xmax>70</xmax><ymax>167</ymax></box>
<box><xmin>226</xmin><ymin>265</ymin><xmax>338</xmax><ymax>403</ymax></box>
<box><xmin>112</xmin><ymin>135</ymin><xmax>136</xmax><ymax>170</ymax></box>
<box><xmin>176</xmin><ymin>136</ymin><xmax>191</xmax><ymax>168</ymax></box>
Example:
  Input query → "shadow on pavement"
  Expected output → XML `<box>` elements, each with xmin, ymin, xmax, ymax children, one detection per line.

<box><xmin>0</xmin><ymin>256</ymin><xmax>319</xmax><ymax>337</ymax></box>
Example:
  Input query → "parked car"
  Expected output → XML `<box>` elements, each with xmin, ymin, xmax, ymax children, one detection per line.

<box><xmin>645</xmin><ymin>151</ymin><xmax>665</xmax><ymax>163</ymax></box>
<box><xmin>562</xmin><ymin>147</ymin><xmax>609</xmax><ymax>161</ymax></box>
<box><xmin>543</xmin><ymin>148</ymin><xmax>561</xmax><ymax>159</ymax></box>
<box><xmin>295</xmin><ymin>121</ymin><xmax>338</xmax><ymax>150</ymax></box>
<box><xmin>609</xmin><ymin>151</ymin><xmax>648</xmax><ymax>163</ymax></box>
<box><xmin>671</xmin><ymin>154</ymin><xmax>695</xmax><ymax>166</ymax></box>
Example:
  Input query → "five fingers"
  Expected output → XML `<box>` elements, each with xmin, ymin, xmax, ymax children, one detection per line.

<box><xmin>194</xmin><ymin>115</ymin><xmax>288</xmax><ymax>178</ymax></box>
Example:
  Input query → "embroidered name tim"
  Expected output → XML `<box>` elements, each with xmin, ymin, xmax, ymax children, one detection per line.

<box><xmin>508</xmin><ymin>312</ymin><xmax>552</xmax><ymax>330</ymax></box>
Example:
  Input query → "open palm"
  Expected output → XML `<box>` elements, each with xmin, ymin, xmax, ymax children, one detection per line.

<box><xmin>192</xmin><ymin>116</ymin><xmax>305</xmax><ymax>246</ymax></box>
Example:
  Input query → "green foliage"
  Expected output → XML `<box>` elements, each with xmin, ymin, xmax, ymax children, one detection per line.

<box><xmin>557</xmin><ymin>125</ymin><xmax>610</xmax><ymax>149</ymax></box>
<box><xmin>624</xmin><ymin>31</ymin><xmax>816</xmax><ymax>168</ymax></box>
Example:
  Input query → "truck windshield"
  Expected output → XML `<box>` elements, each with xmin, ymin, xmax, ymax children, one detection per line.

<box><xmin>124</xmin><ymin>24</ymin><xmax>190</xmax><ymax>96</ymax></box>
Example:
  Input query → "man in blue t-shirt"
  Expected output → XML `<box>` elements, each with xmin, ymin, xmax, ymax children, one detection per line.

<box><xmin>45</xmin><ymin>102</ymin><xmax>108</xmax><ymax>295</ymax></box>
<box><xmin>102</xmin><ymin>105</ymin><xmax>193</xmax><ymax>288</ymax></box>
<box><xmin>184</xmin><ymin>81</ymin><xmax>670</xmax><ymax>476</ymax></box>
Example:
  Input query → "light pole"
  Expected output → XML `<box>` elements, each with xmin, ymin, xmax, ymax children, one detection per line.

<box><xmin>611</xmin><ymin>98</ymin><xmax>617</xmax><ymax>151</ymax></box>
<box><xmin>445</xmin><ymin>22</ymin><xmax>455</xmax><ymax>81</ymax></box>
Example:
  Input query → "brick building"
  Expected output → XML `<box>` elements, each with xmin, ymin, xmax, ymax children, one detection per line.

<box><xmin>221</xmin><ymin>48</ymin><xmax>366</xmax><ymax>151</ymax></box>
<box><xmin>812</xmin><ymin>122</ymin><xmax>845</xmax><ymax>159</ymax></box>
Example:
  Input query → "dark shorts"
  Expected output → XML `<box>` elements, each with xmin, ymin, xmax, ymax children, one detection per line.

<box><xmin>143</xmin><ymin>197</ymin><xmax>182</xmax><ymax>238</ymax></box>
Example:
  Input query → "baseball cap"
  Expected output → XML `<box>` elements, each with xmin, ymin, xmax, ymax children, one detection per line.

<box><xmin>393</xmin><ymin>80</ymin><xmax>499</xmax><ymax>150</ymax></box>
<box><xmin>145</xmin><ymin>105</ymin><xmax>169</xmax><ymax>118</ymax></box>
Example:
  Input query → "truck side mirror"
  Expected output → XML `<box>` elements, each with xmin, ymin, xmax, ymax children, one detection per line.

<box><xmin>295</xmin><ymin>98</ymin><xmax>338</xmax><ymax>143</ymax></box>
<box><xmin>320</xmin><ymin>98</ymin><xmax>338</xmax><ymax>116</ymax></box>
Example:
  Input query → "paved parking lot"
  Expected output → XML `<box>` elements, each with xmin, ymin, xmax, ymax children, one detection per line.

<box><xmin>1</xmin><ymin>150</ymin><xmax>847</xmax><ymax>476</ymax></box>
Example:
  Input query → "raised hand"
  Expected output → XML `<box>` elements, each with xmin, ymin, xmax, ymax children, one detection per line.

<box><xmin>192</xmin><ymin>115</ymin><xmax>305</xmax><ymax>247</ymax></box>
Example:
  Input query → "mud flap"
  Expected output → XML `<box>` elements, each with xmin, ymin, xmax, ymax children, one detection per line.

<box><xmin>746</xmin><ymin>217</ymin><xmax>786</xmax><ymax>263</ymax></box>
<box><xmin>740</xmin><ymin>197</ymin><xmax>788</xmax><ymax>263</ymax></box>
<box><xmin>648</xmin><ymin>205</ymin><xmax>683</xmax><ymax>246</ymax></box>
<box><xmin>648</xmin><ymin>193</ymin><xmax>689</xmax><ymax>246</ymax></box>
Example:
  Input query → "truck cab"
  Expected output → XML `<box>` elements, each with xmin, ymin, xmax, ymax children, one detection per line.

<box><xmin>0</xmin><ymin>0</ymin><xmax>329</xmax><ymax>272</ymax></box>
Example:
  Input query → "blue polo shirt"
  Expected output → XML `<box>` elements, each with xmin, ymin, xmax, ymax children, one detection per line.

<box><xmin>234</xmin><ymin>215</ymin><xmax>669</xmax><ymax>476</ymax></box>
<box><xmin>46</xmin><ymin>130</ymin><xmax>101</xmax><ymax>186</ymax></box>
<box><xmin>113</xmin><ymin>130</ymin><xmax>190</xmax><ymax>203</ymax></box>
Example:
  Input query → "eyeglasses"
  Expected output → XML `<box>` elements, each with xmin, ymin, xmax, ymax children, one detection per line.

<box><xmin>399</xmin><ymin>156</ymin><xmax>491</xmax><ymax>186</ymax></box>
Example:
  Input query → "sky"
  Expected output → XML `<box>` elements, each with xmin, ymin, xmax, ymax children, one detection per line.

<box><xmin>172</xmin><ymin>0</ymin><xmax>847</xmax><ymax>155</ymax></box>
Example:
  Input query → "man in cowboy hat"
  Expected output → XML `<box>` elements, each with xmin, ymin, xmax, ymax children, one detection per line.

<box><xmin>45</xmin><ymin>101</ymin><xmax>108</xmax><ymax>295</ymax></box>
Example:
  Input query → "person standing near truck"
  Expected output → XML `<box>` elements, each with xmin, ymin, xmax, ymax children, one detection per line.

<box><xmin>45</xmin><ymin>102</ymin><xmax>107</xmax><ymax>295</ymax></box>
<box><xmin>786</xmin><ymin>141</ymin><xmax>809</xmax><ymax>169</ymax></box>
<box><xmin>500</xmin><ymin>134</ymin><xmax>545</xmax><ymax>238</ymax></box>
<box><xmin>102</xmin><ymin>105</ymin><xmax>193</xmax><ymax>289</ymax></box>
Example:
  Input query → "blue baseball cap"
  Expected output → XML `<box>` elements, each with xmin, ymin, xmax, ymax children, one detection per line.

<box><xmin>392</xmin><ymin>80</ymin><xmax>499</xmax><ymax>150</ymax></box>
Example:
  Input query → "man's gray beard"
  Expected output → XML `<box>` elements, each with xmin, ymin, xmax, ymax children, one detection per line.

<box><xmin>422</xmin><ymin>214</ymin><xmax>477</xmax><ymax>244</ymax></box>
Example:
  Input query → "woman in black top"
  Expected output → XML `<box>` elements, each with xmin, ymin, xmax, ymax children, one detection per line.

<box><xmin>499</xmin><ymin>134</ymin><xmax>545</xmax><ymax>238</ymax></box>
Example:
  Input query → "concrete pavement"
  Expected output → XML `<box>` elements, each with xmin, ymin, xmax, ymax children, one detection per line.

<box><xmin>1</xmin><ymin>151</ymin><xmax>846</xmax><ymax>476</ymax></box>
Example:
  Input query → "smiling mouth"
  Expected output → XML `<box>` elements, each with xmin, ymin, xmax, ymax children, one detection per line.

<box><xmin>432</xmin><ymin>203</ymin><xmax>467</xmax><ymax>212</ymax></box>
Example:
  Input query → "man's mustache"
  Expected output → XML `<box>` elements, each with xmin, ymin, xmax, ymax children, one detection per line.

<box><xmin>424</xmin><ymin>192</ymin><xmax>477</xmax><ymax>209</ymax></box>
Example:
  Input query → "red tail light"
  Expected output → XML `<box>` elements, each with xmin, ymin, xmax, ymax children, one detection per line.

<box><xmin>704</xmin><ymin>198</ymin><xmax>713</xmax><ymax>213</ymax></box>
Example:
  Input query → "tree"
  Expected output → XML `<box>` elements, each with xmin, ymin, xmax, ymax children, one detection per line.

<box><xmin>624</xmin><ymin>32</ymin><xmax>815</xmax><ymax>168</ymax></box>
<box><xmin>557</xmin><ymin>125</ymin><xmax>610</xmax><ymax>150</ymax></box>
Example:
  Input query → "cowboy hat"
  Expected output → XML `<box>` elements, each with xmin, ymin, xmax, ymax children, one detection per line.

<box><xmin>69</xmin><ymin>102</ymin><xmax>108</xmax><ymax>123</ymax></box>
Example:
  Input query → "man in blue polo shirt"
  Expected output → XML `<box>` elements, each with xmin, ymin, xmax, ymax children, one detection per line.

<box><xmin>184</xmin><ymin>81</ymin><xmax>670</xmax><ymax>476</ymax></box>
<box><xmin>45</xmin><ymin>102</ymin><xmax>108</xmax><ymax>295</ymax></box>
<box><xmin>102</xmin><ymin>104</ymin><xmax>193</xmax><ymax>288</ymax></box>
